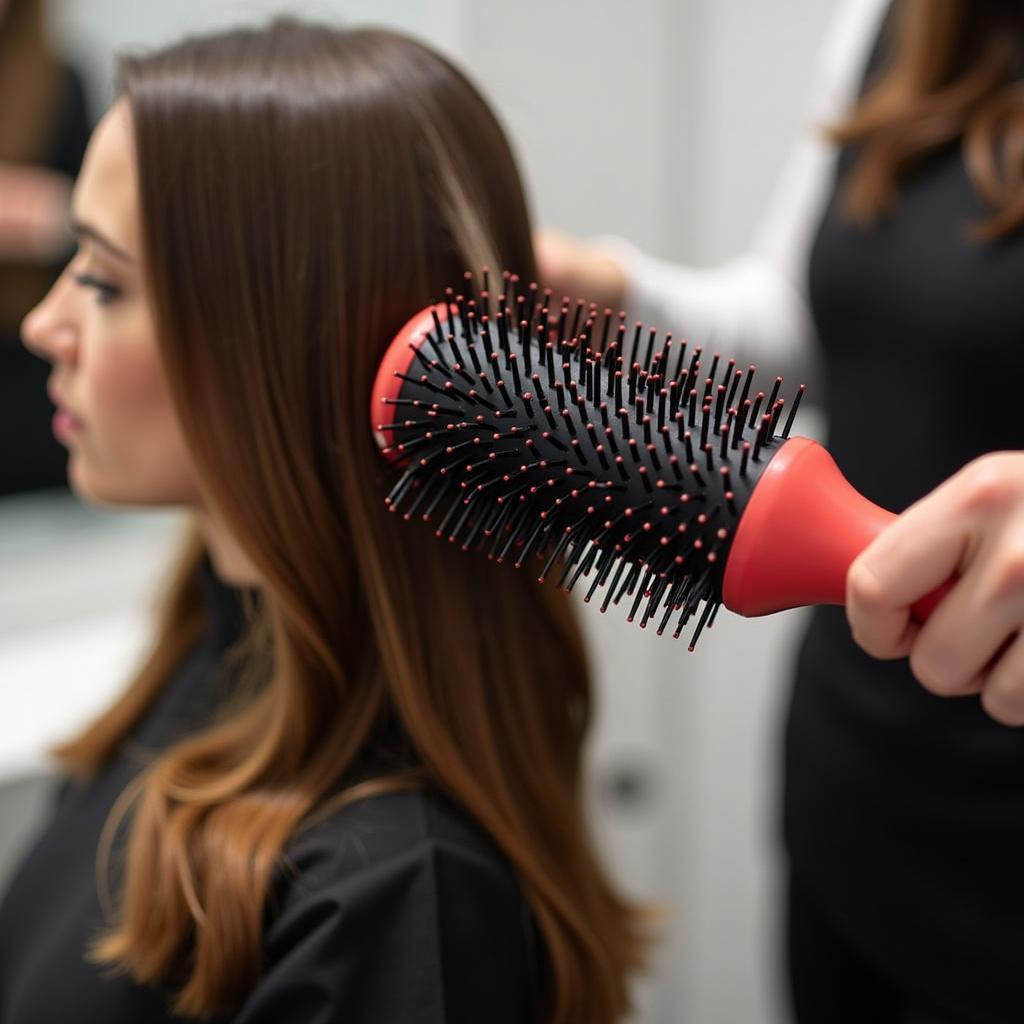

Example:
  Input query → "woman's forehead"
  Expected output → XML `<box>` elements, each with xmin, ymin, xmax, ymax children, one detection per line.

<box><xmin>73</xmin><ymin>101</ymin><xmax>139</xmax><ymax>258</ymax></box>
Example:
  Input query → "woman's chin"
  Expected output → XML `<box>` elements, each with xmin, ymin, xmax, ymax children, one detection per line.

<box><xmin>66</xmin><ymin>454</ymin><xmax>149</xmax><ymax>508</ymax></box>
<box><xmin>65</xmin><ymin>444</ymin><xmax>202</xmax><ymax>508</ymax></box>
<box><xmin>66</xmin><ymin>456</ymin><xmax>121</xmax><ymax>507</ymax></box>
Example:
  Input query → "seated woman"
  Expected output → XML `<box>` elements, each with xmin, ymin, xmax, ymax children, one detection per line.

<box><xmin>0</xmin><ymin>20</ymin><xmax>648</xmax><ymax>1024</ymax></box>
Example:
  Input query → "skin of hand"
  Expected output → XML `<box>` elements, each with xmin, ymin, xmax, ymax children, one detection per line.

<box><xmin>846</xmin><ymin>451</ymin><xmax>1024</xmax><ymax>726</ymax></box>
<box><xmin>0</xmin><ymin>162</ymin><xmax>74</xmax><ymax>263</ymax></box>
<box><xmin>534</xmin><ymin>227</ymin><xmax>628</xmax><ymax>310</ymax></box>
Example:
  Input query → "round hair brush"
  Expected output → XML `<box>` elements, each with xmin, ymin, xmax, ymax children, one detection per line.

<box><xmin>371</xmin><ymin>272</ymin><xmax>951</xmax><ymax>648</ymax></box>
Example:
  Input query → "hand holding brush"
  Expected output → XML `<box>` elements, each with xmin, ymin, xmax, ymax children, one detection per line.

<box><xmin>371</xmin><ymin>271</ymin><xmax>954</xmax><ymax>649</ymax></box>
<box><xmin>847</xmin><ymin>451</ymin><xmax>1024</xmax><ymax>725</ymax></box>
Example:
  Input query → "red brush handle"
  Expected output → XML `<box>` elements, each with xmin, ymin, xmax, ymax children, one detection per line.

<box><xmin>722</xmin><ymin>437</ymin><xmax>954</xmax><ymax>622</ymax></box>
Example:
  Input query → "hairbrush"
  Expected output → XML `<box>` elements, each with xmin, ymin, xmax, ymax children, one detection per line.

<box><xmin>371</xmin><ymin>271</ymin><xmax>950</xmax><ymax>648</ymax></box>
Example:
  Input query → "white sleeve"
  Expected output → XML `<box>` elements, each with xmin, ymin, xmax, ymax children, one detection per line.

<box><xmin>604</xmin><ymin>0</ymin><xmax>891</xmax><ymax>388</ymax></box>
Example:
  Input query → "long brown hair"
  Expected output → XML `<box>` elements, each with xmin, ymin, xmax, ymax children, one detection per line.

<box><xmin>832</xmin><ymin>0</ymin><xmax>1024</xmax><ymax>239</ymax></box>
<box><xmin>53</xmin><ymin>21</ymin><xmax>648</xmax><ymax>1022</ymax></box>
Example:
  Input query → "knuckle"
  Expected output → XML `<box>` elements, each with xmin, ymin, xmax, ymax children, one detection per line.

<box><xmin>960</xmin><ymin>456</ymin><xmax>1015</xmax><ymax>514</ymax></box>
<box><xmin>847</xmin><ymin>558</ymin><xmax>889</xmax><ymax>613</ymax></box>
<box><xmin>994</xmin><ymin>555</ymin><xmax>1024</xmax><ymax>599</ymax></box>
<box><xmin>980</xmin><ymin>685</ymin><xmax>1024</xmax><ymax>728</ymax></box>
<box><xmin>909</xmin><ymin>646</ymin><xmax>962</xmax><ymax>696</ymax></box>
<box><xmin>988</xmin><ymin>533</ymin><xmax>1024</xmax><ymax>597</ymax></box>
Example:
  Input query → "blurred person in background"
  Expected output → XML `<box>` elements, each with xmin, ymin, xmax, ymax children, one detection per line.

<box><xmin>0</xmin><ymin>0</ymin><xmax>91</xmax><ymax>495</ymax></box>
<box><xmin>540</xmin><ymin>1</ymin><xmax>1024</xmax><ymax>1022</ymax></box>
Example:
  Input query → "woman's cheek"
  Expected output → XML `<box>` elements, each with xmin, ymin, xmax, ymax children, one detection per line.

<box><xmin>87</xmin><ymin>334</ymin><xmax>202</xmax><ymax>504</ymax></box>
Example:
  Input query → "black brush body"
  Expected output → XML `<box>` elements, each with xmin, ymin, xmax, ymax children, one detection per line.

<box><xmin>373</xmin><ymin>274</ymin><xmax>805</xmax><ymax>647</ymax></box>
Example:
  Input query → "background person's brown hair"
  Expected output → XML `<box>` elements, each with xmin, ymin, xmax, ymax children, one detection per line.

<box><xmin>0</xmin><ymin>0</ymin><xmax>68</xmax><ymax>328</ymax></box>
<box><xmin>832</xmin><ymin>0</ymin><xmax>1024</xmax><ymax>240</ymax></box>
<box><xmin>53</xmin><ymin>20</ymin><xmax>649</xmax><ymax>1023</ymax></box>
<box><xmin>0</xmin><ymin>0</ymin><xmax>61</xmax><ymax>165</ymax></box>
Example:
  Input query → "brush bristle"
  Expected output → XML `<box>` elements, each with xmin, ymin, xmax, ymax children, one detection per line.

<box><xmin>378</xmin><ymin>271</ymin><xmax>805</xmax><ymax>647</ymax></box>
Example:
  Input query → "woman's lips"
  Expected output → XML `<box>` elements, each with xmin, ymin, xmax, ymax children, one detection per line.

<box><xmin>47</xmin><ymin>383</ymin><xmax>85</xmax><ymax>438</ymax></box>
<box><xmin>52</xmin><ymin>407</ymin><xmax>83</xmax><ymax>440</ymax></box>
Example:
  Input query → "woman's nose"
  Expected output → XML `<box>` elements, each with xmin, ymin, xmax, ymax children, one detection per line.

<box><xmin>21</xmin><ymin>273</ymin><xmax>78</xmax><ymax>366</ymax></box>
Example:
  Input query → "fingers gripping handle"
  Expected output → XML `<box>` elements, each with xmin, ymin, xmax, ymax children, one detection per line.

<box><xmin>721</xmin><ymin>437</ymin><xmax>954</xmax><ymax>622</ymax></box>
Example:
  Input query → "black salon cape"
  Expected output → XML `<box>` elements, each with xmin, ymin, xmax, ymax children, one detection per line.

<box><xmin>0</xmin><ymin>561</ymin><xmax>539</xmax><ymax>1023</ymax></box>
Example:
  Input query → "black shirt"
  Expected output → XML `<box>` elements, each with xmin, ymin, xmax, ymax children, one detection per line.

<box><xmin>0</xmin><ymin>560</ymin><xmax>538</xmax><ymax>1023</ymax></box>
<box><xmin>788</xmin><ymin>23</ymin><xmax>1024</xmax><ymax>1024</ymax></box>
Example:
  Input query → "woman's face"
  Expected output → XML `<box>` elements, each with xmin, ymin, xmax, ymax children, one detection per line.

<box><xmin>21</xmin><ymin>101</ymin><xmax>201</xmax><ymax>507</ymax></box>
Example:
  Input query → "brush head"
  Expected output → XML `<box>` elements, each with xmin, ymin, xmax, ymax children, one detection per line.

<box><xmin>372</xmin><ymin>271</ymin><xmax>805</xmax><ymax>647</ymax></box>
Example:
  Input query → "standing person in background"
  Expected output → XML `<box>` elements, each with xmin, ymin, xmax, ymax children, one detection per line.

<box><xmin>540</xmin><ymin>1</ymin><xmax>1024</xmax><ymax>1021</ymax></box>
<box><xmin>0</xmin><ymin>20</ymin><xmax>648</xmax><ymax>1024</ymax></box>
<box><xmin>0</xmin><ymin>0</ymin><xmax>91</xmax><ymax>496</ymax></box>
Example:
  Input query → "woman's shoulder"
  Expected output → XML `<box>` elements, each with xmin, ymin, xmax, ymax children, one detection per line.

<box><xmin>283</xmin><ymin>787</ymin><xmax>516</xmax><ymax>889</ymax></box>
<box><xmin>236</xmin><ymin>788</ymin><xmax>538</xmax><ymax>1024</ymax></box>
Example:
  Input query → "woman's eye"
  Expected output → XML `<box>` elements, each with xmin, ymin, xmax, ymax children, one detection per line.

<box><xmin>73</xmin><ymin>273</ymin><xmax>122</xmax><ymax>306</ymax></box>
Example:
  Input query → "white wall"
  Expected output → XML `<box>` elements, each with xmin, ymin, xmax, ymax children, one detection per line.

<box><xmin>454</xmin><ymin>4</ymin><xmax>837</xmax><ymax>1021</ymax></box>
<box><xmin>2</xmin><ymin>2</ymin><xmax>839</xmax><ymax>1021</ymax></box>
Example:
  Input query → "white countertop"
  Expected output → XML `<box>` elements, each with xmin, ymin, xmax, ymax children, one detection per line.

<box><xmin>0</xmin><ymin>490</ymin><xmax>183</xmax><ymax>782</ymax></box>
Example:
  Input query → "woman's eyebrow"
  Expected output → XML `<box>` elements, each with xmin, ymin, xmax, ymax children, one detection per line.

<box><xmin>71</xmin><ymin>219</ymin><xmax>135</xmax><ymax>264</ymax></box>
